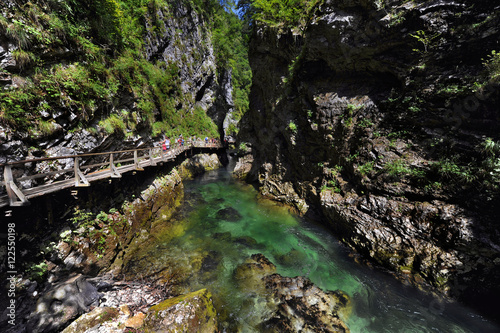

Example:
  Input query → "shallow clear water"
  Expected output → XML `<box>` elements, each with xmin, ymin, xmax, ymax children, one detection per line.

<box><xmin>148</xmin><ymin>164</ymin><xmax>500</xmax><ymax>332</ymax></box>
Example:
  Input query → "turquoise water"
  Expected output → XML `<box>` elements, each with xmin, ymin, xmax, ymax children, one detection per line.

<box><xmin>152</xmin><ymin>164</ymin><xmax>500</xmax><ymax>332</ymax></box>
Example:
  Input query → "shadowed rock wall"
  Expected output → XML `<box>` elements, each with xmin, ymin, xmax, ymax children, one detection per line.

<box><xmin>237</xmin><ymin>0</ymin><xmax>500</xmax><ymax>319</ymax></box>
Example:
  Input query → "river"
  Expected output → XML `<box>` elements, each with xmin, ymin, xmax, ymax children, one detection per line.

<box><xmin>128</xmin><ymin>160</ymin><xmax>500</xmax><ymax>332</ymax></box>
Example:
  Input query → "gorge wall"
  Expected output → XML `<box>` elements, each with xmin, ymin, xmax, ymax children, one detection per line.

<box><xmin>236</xmin><ymin>0</ymin><xmax>500</xmax><ymax>319</ymax></box>
<box><xmin>0</xmin><ymin>0</ymin><xmax>233</xmax><ymax>171</ymax></box>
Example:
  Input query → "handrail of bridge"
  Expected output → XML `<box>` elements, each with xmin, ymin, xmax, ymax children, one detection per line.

<box><xmin>0</xmin><ymin>139</ymin><xmax>223</xmax><ymax>208</ymax></box>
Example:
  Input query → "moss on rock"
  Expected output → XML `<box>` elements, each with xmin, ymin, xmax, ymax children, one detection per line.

<box><xmin>143</xmin><ymin>288</ymin><xmax>217</xmax><ymax>333</ymax></box>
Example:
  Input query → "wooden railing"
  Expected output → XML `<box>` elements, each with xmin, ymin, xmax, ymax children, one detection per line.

<box><xmin>0</xmin><ymin>140</ymin><xmax>223</xmax><ymax>208</ymax></box>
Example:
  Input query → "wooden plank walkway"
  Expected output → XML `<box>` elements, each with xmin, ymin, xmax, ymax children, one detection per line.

<box><xmin>0</xmin><ymin>140</ymin><xmax>223</xmax><ymax>209</ymax></box>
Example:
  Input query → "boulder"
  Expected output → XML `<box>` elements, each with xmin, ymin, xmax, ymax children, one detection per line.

<box><xmin>261</xmin><ymin>274</ymin><xmax>350</xmax><ymax>333</ymax></box>
<box><xmin>61</xmin><ymin>307</ymin><xmax>120</xmax><ymax>333</ymax></box>
<box><xmin>27</xmin><ymin>275</ymin><xmax>101</xmax><ymax>333</ymax></box>
<box><xmin>234</xmin><ymin>253</ymin><xmax>277</xmax><ymax>293</ymax></box>
<box><xmin>234</xmin><ymin>254</ymin><xmax>350</xmax><ymax>332</ymax></box>
<box><xmin>179</xmin><ymin>153</ymin><xmax>222</xmax><ymax>179</ymax></box>
<box><xmin>142</xmin><ymin>288</ymin><xmax>217</xmax><ymax>333</ymax></box>
<box><xmin>215</xmin><ymin>207</ymin><xmax>242</xmax><ymax>222</ymax></box>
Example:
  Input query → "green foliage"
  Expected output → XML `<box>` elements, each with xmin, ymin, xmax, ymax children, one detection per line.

<box><xmin>385</xmin><ymin>159</ymin><xmax>410</xmax><ymax>177</ymax></box>
<box><xmin>387</xmin><ymin>9</ymin><xmax>406</xmax><ymax>27</ymax></box>
<box><xmin>179</xmin><ymin>105</ymin><xmax>219</xmax><ymax>138</ymax></box>
<box><xmin>252</xmin><ymin>0</ymin><xmax>323</xmax><ymax>33</ymax></box>
<box><xmin>484</xmin><ymin>50</ymin><xmax>500</xmax><ymax>83</ymax></box>
<box><xmin>27</xmin><ymin>261</ymin><xmax>49</xmax><ymax>282</ymax></box>
<box><xmin>70</xmin><ymin>208</ymin><xmax>94</xmax><ymax>227</ymax></box>
<box><xmin>329</xmin><ymin>165</ymin><xmax>342</xmax><ymax>177</ymax></box>
<box><xmin>358</xmin><ymin>161</ymin><xmax>374</xmax><ymax>176</ymax></box>
<box><xmin>209</xmin><ymin>2</ymin><xmax>251</xmax><ymax>124</ymax></box>
<box><xmin>384</xmin><ymin>158</ymin><xmax>425</xmax><ymax>180</ymax></box>
<box><xmin>99</xmin><ymin>114</ymin><xmax>127</xmax><ymax>134</ymax></box>
<box><xmin>424</xmin><ymin>182</ymin><xmax>442</xmax><ymax>193</ymax></box>
<box><xmin>94</xmin><ymin>0</ymin><xmax>125</xmax><ymax>46</ymax></box>
<box><xmin>12</xmin><ymin>49</ymin><xmax>37</xmax><ymax>69</ymax></box>
<box><xmin>480</xmin><ymin>138</ymin><xmax>500</xmax><ymax>182</ymax></box>
<box><xmin>430</xmin><ymin>158</ymin><xmax>476</xmax><ymax>184</ymax></box>
<box><xmin>288</xmin><ymin>121</ymin><xmax>298</xmax><ymax>133</ymax></box>
<box><xmin>321</xmin><ymin>179</ymin><xmax>341</xmax><ymax>193</ymax></box>
<box><xmin>410</xmin><ymin>30</ymin><xmax>440</xmax><ymax>53</ymax></box>
<box><xmin>239</xmin><ymin>142</ymin><xmax>248</xmax><ymax>152</ymax></box>
<box><xmin>358</xmin><ymin>118</ymin><xmax>374</xmax><ymax>128</ymax></box>
<box><xmin>340</xmin><ymin>103</ymin><xmax>362</xmax><ymax>128</ymax></box>
<box><xmin>37</xmin><ymin>120</ymin><xmax>58</xmax><ymax>136</ymax></box>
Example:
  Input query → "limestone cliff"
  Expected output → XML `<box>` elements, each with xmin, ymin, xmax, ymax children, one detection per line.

<box><xmin>237</xmin><ymin>0</ymin><xmax>500</xmax><ymax>318</ymax></box>
<box><xmin>0</xmin><ymin>0</ymin><xmax>232</xmax><ymax>169</ymax></box>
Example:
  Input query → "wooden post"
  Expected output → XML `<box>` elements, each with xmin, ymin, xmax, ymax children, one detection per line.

<box><xmin>134</xmin><ymin>150</ymin><xmax>144</xmax><ymax>171</ymax></box>
<box><xmin>110</xmin><ymin>153</ymin><xmax>121</xmax><ymax>178</ymax></box>
<box><xmin>46</xmin><ymin>196</ymin><xmax>53</xmax><ymax>225</ymax></box>
<box><xmin>4</xmin><ymin>165</ymin><xmax>29</xmax><ymax>206</ymax></box>
<box><xmin>149</xmin><ymin>148</ymin><xmax>156</xmax><ymax>166</ymax></box>
<box><xmin>74</xmin><ymin>157</ymin><xmax>89</xmax><ymax>187</ymax></box>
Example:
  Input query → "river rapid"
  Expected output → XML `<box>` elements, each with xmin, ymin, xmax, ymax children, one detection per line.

<box><xmin>126</xmin><ymin>160</ymin><xmax>500</xmax><ymax>332</ymax></box>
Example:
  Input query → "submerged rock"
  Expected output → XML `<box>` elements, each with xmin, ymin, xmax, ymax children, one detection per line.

<box><xmin>234</xmin><ymin>236</ymin><xmax>258</xmax><ymax>247</ymax></box>
<box><xmin>234</xmin><ymin>254</ymin><xmax>350</xmax><ymax>332</ymax></box>
<box><xmin>200</xmin><ymin>250</ymin><xmax>221</xmax><ymax>272</ymax></box>
<box><xmin>234</xmin><ymin>253</ymin><xmax>277</xmax><ymax>291</ymax></box>
<box><xmin>215</xmin><ymin>207</ymin><xmax>242</xmax><ymax>222</ymax></box>
<box><xmin>213</xmin><ymin>232</ymin><xmax>233</xmax><ymax>241</ymax></box>
<box><xmin>142</xmin><ymin>288</ymin><xmax>217</xmax><ymax>333</ymax></box>
<box><xmin>261</xmin><ymin>274</ymin><xmax>350</xmax><ymax>333</ymax></box>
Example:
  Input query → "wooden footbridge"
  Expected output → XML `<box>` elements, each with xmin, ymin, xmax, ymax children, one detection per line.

<box><xmin>0</xmin><ymin>140</ymin><xmax>224</xmax><ymax>208</ymax></box>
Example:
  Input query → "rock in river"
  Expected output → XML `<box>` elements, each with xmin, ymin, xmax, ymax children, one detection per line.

<box><xmin>142</xmin><ymin>288</ymin><xmax>218</xmax><ymax>333</ymax></box>
<box><xmin>215</xmin><ymin>207</ymin><xmax>242</xmax><ymax>222</ymax></box>
<box><xmin>234</xmin><ymin>254</ymin><xmax>350</xmax><ymax>332</ymax></box>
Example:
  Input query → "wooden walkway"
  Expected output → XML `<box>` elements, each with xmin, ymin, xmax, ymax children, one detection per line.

<box><xmin>0</xmin><ymin>140</ymin><xmax>223</xmax><ymax>208</ymax></box>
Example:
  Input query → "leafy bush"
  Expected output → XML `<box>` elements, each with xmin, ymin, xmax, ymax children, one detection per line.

<box><xmin>37</xmin><ymin>120</ymin><xmax>58</xmax><ymax>136</ymax></box>
<box><xmin>27</xmin><ymin>262</ymin><xmax>49</xmax><ymax>282</ymax></box>
<box><xmin>384</xmin><ymin>158</ymin><xmax>425</xmax><ymax>180</ymax></box>
<box><xmin>358</xmin><ymin>161</ymin><xmax>374</xmax><ymax>176</ymax></box>
<box><xmin>431</xmin><ymin>159</ymin><xmax>476</xmax><ymax>184</ymax></box>
<box><xmin>484</xmin><ymin>50</ymin><xmax>500</xmax><ymax>83</ymax></box>
<box><xmin>385</xmin><ymin>159</ymin><xmax>411</xmax><ymax>177</ymax></box>
<box><xmin>99</xmin><ymin>114</ymin><xmax>126</xmax><ymax>135</ymax></box>
<box><xmin>70</xmin><ymin>208</ymin><xmax>94</xmax><ymax>227</ymax></box>
<box><xmin>252</xmin><ymin>0</ymin><xmax>323</xmax><ymax>32</ymax></box>
<box><xmin>239</xmin><ymin>142</ymin><xmax>248</xmax><ymax>152</ymax></box>
<box><xmin>481</xmin><ymin>138</ymin><xmax>500</xmax><ymax>182</ymax></box>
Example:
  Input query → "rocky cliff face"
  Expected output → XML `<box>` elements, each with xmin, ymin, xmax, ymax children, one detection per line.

<box><xmin>237</xmin><ymin>0</ymin><xmax>500</xmax><ymax>318</ymax></box>
<box><xmin>143</xmin><ymin>2</ymin><xmax>233</xmax><ymax>134</ymax></box>
<box><xmin>0</xmin><ymin>0</ymin><xmax>232</xmax><ymax>168</ymax></box>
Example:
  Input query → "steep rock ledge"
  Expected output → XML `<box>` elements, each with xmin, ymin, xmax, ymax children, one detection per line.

<box><xmin>237</xmin><ymin>0</ymin><xmax>500</xmax><ymax>318</ymax></box>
